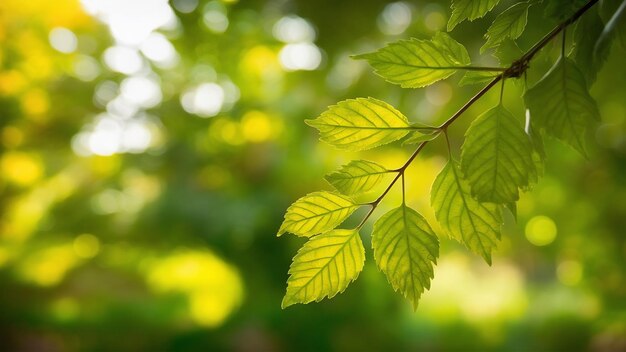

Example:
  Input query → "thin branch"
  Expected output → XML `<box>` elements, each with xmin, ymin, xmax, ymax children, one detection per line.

<box><xmin>354</xmin><ymin>0</ymin><xmax>599</xmax><ymax>228</ymax></box>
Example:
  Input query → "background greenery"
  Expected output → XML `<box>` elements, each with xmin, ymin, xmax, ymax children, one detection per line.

<box><xmin>0</xmin><ymin>0</ymin><xmax>625</xmax><ymax>350</ymax></box>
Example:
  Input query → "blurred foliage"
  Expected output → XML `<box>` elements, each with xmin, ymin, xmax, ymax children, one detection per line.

<box><xmin>0</xmin><ymin>0</ymin><xmax>625</xmax><ymax>351</ymax></box>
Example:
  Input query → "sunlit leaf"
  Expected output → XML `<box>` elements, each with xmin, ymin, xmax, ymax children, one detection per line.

<box><xmin>353</xmin><ymin>32</ymin><xmax>471</xmax><ymax>88</ymax></box>
<box><xmin>372</xmin><ymin>205</ymin><xmax>439</xmax><ymax>310</ymax></box>
<box><xmin>282</xmin><ymin>229</ymin><xmax>365</xmax><ymax>308</ymax></box>
<box><xmin>481</xmin><ymin>1</ymin><xmax>531</xmax><ymax>53</ymax></box>
<box><xmin>325</xmin><ymin>160</ymin><xmax>389</xmax><ymax>196</ymax></box>
<box><xmin>402</xmin><ymin>129</ymin><xmax>442</xmax><ymax>145</ymax></box>
<box><xmin>524</xmin><ymin>57</ymin><xmax>601</xmax><ymax>155</ymax></box>
<box><xmin>306</xmin><ymin>97</ymin><xmax>412</xmax><ymax>150</ymax></box>
<box><xmin>278</xmin><ymin>192</ymin><xmax>359</xmax><ymax>237</ymax></box>
<box><xmin>431</xmin><ymin>161</ymin><xmax>502</xmax><ymax>264</ymax></box>
<box><xmin>448</xmin><ymin>0</ymin><xmax>501</xmax><ymax>31</ymax></box>
<box><xmin>459</xmin><ymin>70</ymin><xmax>500</xmax><ymax>86</ymax></box>
<box><xmin>461</xmin><ymin>105</ymin><xmax>535</xmax><ymax>203</ymax></box>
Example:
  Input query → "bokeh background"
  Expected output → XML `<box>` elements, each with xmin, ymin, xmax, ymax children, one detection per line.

<box><xmin>1</xmin><ymin>0</ymin><xmax>625</xmax><ymax>351</ymax></box>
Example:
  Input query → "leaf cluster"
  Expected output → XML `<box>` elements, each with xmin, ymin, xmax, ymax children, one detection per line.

<box><xmin>278</xmin><ymin>0</ymin><xmax>620</xmax><ymax>309</ymax></box>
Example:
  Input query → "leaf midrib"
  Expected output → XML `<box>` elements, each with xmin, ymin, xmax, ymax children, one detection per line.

<box><xmin>312</xmin><ymin>123</ymin><xmax>415</xmax><ymax>131</ymax></box>
<box><xmin>449</xmin><ymin>163</ymin><xmax>489</xmax><ymax>258</ymax></box>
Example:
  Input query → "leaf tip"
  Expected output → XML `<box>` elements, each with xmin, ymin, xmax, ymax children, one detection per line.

<box><xmin>447</xmin><ymin>20</ymin><xmax>458</xmax><ymax>32</ymax></box>
<box><xmin>350</xmin><ymin>53</ymin><xmax>370</xmax><ymax>61</ymax></box>
<box><xmin>483</xmin><ymin>254</ymin><xmax>493</xmax><ymax>266</ymax></box>
<box><xmin>281</xmin><ymin>295</ymin><xmax>296</xmax><ymax>309</ymax></box>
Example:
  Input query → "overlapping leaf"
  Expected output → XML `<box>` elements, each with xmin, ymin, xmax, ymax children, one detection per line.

<box><xmin>278</xmin><ymin>192</ymin><xmax>358</xmax><ymax>237</ymax></box>
<box><xmin>353</xmin><ymin>32</ymin><xmax>471</xmax><ymax>88</ymax></box>
<box><xmin>403</xmin><ymin>130</ymin><xmax>442</xmax><ymax>145</ymax></box>
<box><xmin>573</xmin><ymin>9</ymin><xmax>611</xmax><ymax>84</ymax></box>
<box><xmin>325</xmin><ymin>160</ymin><xmax>388</xmax><ymax>196</ymax></box>
<box><xmin>282</xmin><ymin>229</ymin><xmax>365</xmax><ymax>308</ymax></box>
<box><xmin>459</xmin><ymin>70</ymin><xmax>500</xmax><ymax>86</ymax></box>
<box><xmin>372</xmin><ymin>205</ymin><xmax>439</xmax><ymax>310</ymax></box>
<box><xmin>525</xmin><ymin>109</ymin><xmax>546</xmax><ymax>187</ymax></box>
<box><xmin>306</xmin><ymin>98</ymin><xmax>411</xmax><ymax>150</ymax></box>
<box><xmin>544</xmin><ymin>0</ymin><xmax>588</xmax><ymax>21</ymax></box>
<box><xmin>448</xmin><ymin>0</ymin><xmax>501</xmax><ymax>31</ymax></box>
<box><xmin>599</xmin><ymin>0</ymin><xmax>626</xmax><ymax>48</ymax></box>
<box><xmin>481</xmin><ymin>1</ymin><xmax>531</xmax><ymax>52</ymax></box>
<box><xmin>461</xmin><ymin>105</ymin><xmax>535</xmax><ymax>203</ymax></box>
<box><xmin>524</xmin><ymin>57</ymin><xmax>601</xmax><ymax>155</ymax></box>
<box><xmin>431</xmin><ymin>161</ymin><xmax>502</xmax><ymax>264</ymax></box>
<box><xmin>494</xmin><ymin>38</ymin><xmax>523</xmax><ymax>66</ymax></box>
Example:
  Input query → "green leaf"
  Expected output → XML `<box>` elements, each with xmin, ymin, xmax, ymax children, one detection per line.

<box><xmin>459</xmin><ymin>70</ymin><xmax>500</xmax><ymax>86</ymax></box>
<box><xmin>431</xmin><ymin>161</ymin><xmax>502</xmax><ymax>264</ymax></box>
<box><xmin>372</xmin><ymin>204</ymin><xmax>439</xmax><ymax>310</ymax></box>
<box><xmin>282</xmin><ymin>229</ymin><xmax>365</xmax><ymax>308</ymax></box>
<box><xmin>402</xmin><ymin>129</ymin><xmax>442</xmax><ymax>145</ymax></box>
<box><xmin>504</xmin><ymin>202</ymin><xmax>517</xmax><ymax>220</ymax></box>
<box><xmin>353</xmin><ymin>32</ymin><xmax>471</xmax><ymax>88</ymax></box>
<box><xmin>461</xmin><ymin>105</ymin><xmax>535</xmax><ymax>203</ymax></box>
<box><xmin>494</xmin><ymin>38</ymin><xmax>524</xmax><ymax>66</ymax></box>
<box><xmin>448</xmin><ymin>0</ymin><xmax>501</xmax><ymax>31</ymax></box>
<box><xmin>524</xmin><ymin>57</ymin><xmax>601</xmax><ymax>155</ymax></box>
<box><xmin>481</xmin><ymin>1</ymin><xmax>531</xmax><ymax>53</ymax></box>
<box><xmin>599</xmin><ymin>0</ymin><xmax>626</xmax><ymax>48</ymax></box>
<box><xmin>278</xmin><ymin>192</ymin><xmax>359</xmax><ymax>237</ymax></box>
<box><xmin>325</xmin><ymin>160</ymin><xmax>388</xmax><ymax>196</ymax></box>
<box><xmin>306</xmin><ymin>97</ymin><xmax>411</xmax><ymax>150</ymax></box>
<box><xmin>544</xmin><ymin>0</ymin><xmax>588</xmax><ymax>21</ymax></box>
<box><xmin>572</xmin><ymin>8</ymin><xmax>611</xmax><ymax>84</ymax></box>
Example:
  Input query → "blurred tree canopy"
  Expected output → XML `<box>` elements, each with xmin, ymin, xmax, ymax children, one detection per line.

<box><xmin>0</xmin><ymin>0</ymin><xmax>625</xmax><ymax>351</ymax></box>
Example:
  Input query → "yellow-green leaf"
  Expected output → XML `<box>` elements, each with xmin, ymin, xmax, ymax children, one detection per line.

<box><xmin>448</xmin><ymin>0</ymin><xmax>501</xmax><ymax>31</ymax></box>
<box><xmin>459</xmin><ymin>70</ymin><xmax>500</xmax><ymax>86</ymax></box>
<box><xmin>325</xmin><ymin>160</ymin><xmax>389</xmax><ymax>196</ymax></box>
<box><xmin>353</xmin><ymin>32</ymin><xmax>471</xmax><ymax>88</ymax></box>
<box><xmin>402</xmin><ymin>129</ymin><xmax>442</xmax><ymax>145</ymax></box>
<box><xmin>431</xmin><ymin>161</ymin><xmax>502</xmax><ymax>264</ymax></box>
<box><xmin>282</xmin><ymin>229</ymin><xmax>365</xmax><ymax>308</ymax></box>
<box><xmin>524</xmin><ymin>57</ymin><xmax>601</xmax><ymax>156</ymax></box>
<box><xmin>306</xmin><ymin>97</ymin><xmax>411</xmax><ymax>150</ymax></box>
<box><xmin>461</xmin><ymin>105</ymin><xmax>535</xmax><ymax>203</ymax></box>
<box><xmin>372</xmin><ymin>205</ymin><xmax>439</xmax><ymax>310</ymax></box>
<box><xmin>278</xmin><ymin>192</ymin><xmax>359</xmax><ymax>237</ymax></box>
<box><xmin>481</xmin><ymin>1</ymin><xmax>531</xmax><ymax>53</ymax></box>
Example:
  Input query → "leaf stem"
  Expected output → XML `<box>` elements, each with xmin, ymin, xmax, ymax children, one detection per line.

<box><xmin>356</xmin><ymin>141</ymin><xmax>428</xmax><ymax>229</ymax></box>
<box><xmin>355</xmin><ymin>0</ymin><xmax>599</xmax><ymax>228</ymax></box>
